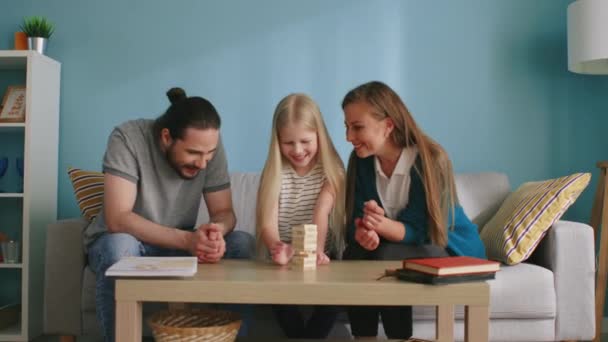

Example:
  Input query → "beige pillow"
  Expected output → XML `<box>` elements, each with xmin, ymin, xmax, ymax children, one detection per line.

<box><xmin>67</xmin><ymin>167</ymin><xmax>104</xmax><ymax>221</ymax></box>
<box><xmin>480</xmin><ymin>173</ymin><xmax>590</xmax><ymax>265</ymax></box>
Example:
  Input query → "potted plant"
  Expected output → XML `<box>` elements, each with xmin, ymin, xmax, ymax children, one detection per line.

<box><xmin>19</xmin><ymin>16</ymin><xmax>55</xmax><ymax>55</ymax></box>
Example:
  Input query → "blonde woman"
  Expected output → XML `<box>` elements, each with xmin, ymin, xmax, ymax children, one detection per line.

<box><xmin>256</xmin><ymin>93</ymin><xmax>345</xmax><ymax>338</ymax></box>
<box><xmin>342</xmin><ymin>81</ymin><xmax>486</xmax><ymax>339</ymax></box>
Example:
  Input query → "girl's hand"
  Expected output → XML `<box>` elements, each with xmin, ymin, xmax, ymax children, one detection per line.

<box><xmin>354</xmin><ymin>218</ymin><xmax>380</xmax><ymax>251</ymax></box>
<box><xmin>316</xmin><ymin>251</ymin><xmax>330</xmax><ymax>265</ymax></box>
<box><xmin>270</xmin><ymin>241</ymin><xmax>294</xmax><ymax>265</ymax></box>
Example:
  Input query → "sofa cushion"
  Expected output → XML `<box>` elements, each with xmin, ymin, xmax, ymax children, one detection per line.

<box><xmin>67</xmin><ymin>167</ymin><xmax>104</xmax><ymax>221</ymax></box>
<box><xmin>454</xmin><ymin>172</ymin><xmax>510</xmax><ymax>228</ymax></box>
<box><xmin>413</xmin><ymin>262</ymin><xmax>556</xmax><ymax>320</ymax></box>
<box><xmin>480</xmin><ymin>173</ymin><xmax>590</xmax><ymax>265</ymax></box>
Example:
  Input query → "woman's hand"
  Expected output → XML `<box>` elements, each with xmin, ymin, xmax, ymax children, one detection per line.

<box><xmin>270</xmin><ymin>241</ymin><xmax>294</xmax><ymax>265</ymax></box>
<box><xmin>361</xmin><ymin>200</ymin><xmax>390</xmax><ymax>235</ymax></box>
<box><xmin>363</xmin><ymin>200</ymin><xmax>385</xmax><ymax>216</ymax></box>
<box><xmin>361</xmin><ymin>200</ymin><xmax>406</xmax><ymax>241</ymax></box>
<box><xmin>354</xmin><ymin>217</ymin><xmax>380</xmax><ymax>251</ymax></box>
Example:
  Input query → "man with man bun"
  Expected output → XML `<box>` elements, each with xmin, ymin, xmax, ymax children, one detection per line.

<box><xmin>84</xmin><ymin>87</ymin><xmax>254</xmax><ymax>342</ymax></box>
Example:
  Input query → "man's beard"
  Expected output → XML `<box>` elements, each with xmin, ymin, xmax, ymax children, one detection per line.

<box><xmin>165</xmin><ymin>146</ymin><xmax>199</xmax><ymax>180</ymax></box>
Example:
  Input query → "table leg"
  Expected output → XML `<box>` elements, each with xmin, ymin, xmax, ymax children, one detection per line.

<box><xmin>116</xmin><ymin>300</ymin><xmax>142</xmax><ymax>342</ymax></box>
<box><xmin>464</xmin><ymin>305</ymin><xmax>489</xmax><ymax>342</ymax></box>
<box><xmin>436</xmin><ymin>304</ymin><xmax>454</xmax><ymax>342</ymax></box>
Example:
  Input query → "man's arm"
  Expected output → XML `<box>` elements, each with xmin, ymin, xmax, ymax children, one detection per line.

<box><xmin>103</xmin><ymin>173</ymin><xmax>195</xmax><ymax>252</ymax></box>
<box><xmin>202</xmin><ymin>188</ymin><xmax>236</xmax><ymax>235</ymax></box>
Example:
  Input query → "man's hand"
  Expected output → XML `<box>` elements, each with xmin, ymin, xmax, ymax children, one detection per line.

<box><xmin>354</xmin><ymin>217</ymin><xmax>380</xmax><ymax>251</ymax></box>
<box><xmin>193</xmin><ymin>223</ymin><xmax>226</xmax><ymax>263</ymax></box>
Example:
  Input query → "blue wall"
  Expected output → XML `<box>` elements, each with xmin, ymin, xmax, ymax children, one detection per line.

<box><xmin>1</xmin><ymin>0</ymin><xmax>607</xmax><ymax>224</ymax></box>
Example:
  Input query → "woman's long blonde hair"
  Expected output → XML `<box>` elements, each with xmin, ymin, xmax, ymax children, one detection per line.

<box><xmin>343</xmin><ymin>81</ymin><xmax>456</xmax><ymax>247</ymax></box>
<box><xmin>256</xmin><ymin>93</ymin><xmax>346</xmax><ymax>257</ymax></box>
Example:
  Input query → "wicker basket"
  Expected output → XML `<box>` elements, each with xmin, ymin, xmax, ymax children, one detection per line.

<box><xmin>148</xmin><ymin>309</ymin><xmax>241</xmax><ymax>342</ymax></box>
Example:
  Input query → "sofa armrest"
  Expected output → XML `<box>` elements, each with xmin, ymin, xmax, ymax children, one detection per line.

<box><xmin>43</xmin><ymin>218</ymin><xmax>88</xmax><ymax>335</ymax></box>
<box><xmin>528</xmin><ymin>220</ymin><xmax>595</xmax><ymax>340</ymax></box>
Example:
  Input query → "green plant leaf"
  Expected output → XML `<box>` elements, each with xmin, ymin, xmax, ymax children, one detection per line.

<box><xmin>20</xmin><ymin>16</ymin><xmax>55</xmax><ymax>39</ymax></box>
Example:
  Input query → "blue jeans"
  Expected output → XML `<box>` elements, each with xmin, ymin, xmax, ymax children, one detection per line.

<box><xmin>88</xmin><ymin>230</ymin><xmax>255</xmax><ymax>342</ymax></box>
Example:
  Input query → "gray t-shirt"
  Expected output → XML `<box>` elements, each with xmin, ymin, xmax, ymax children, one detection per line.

<box><xmin>83</xmin><ymin>119</ymin><xmax>230</xmax><ymax>248</ymax></box>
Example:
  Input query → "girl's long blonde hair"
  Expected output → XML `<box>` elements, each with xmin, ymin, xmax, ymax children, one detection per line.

<box><xmin>256</xmin><ymin>94</ymin><xmax>346</xmax><ymax>258</ymax></box>
<box><xmin>343</xmin><ymin>81</ymin><xmax>456</xmax><ymax>247</ymax></box>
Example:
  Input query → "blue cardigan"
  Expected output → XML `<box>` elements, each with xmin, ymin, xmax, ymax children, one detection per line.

<box><xmin>347</xmin><ymin>154</ymin><xmax>486</xmax><ymax>258</ymax></box>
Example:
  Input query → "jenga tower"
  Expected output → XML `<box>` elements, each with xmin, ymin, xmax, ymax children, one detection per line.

<box><xmin>291</xmin><ymin>224</ymin><xmax>317</xmax><ymax>270</ymax></box>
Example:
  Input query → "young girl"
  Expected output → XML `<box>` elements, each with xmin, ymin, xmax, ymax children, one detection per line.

<box><xmin>342</xmin><ymin>81</ymin><xmax>486</xmax><ymax>339</ymax></box>
<box><xmin>256</xmin><ymin>93</ymin><xmax>345</xmax><ymax>338</ymax></box>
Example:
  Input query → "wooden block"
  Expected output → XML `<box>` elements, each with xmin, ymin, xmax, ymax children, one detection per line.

<box><xmin>291</xmin><ymin>255</ymin><xmax>316</xmax><ymax>270</ymax></box>
<box><xmin>292</xmin><ymin>224</ymin><xmax>317</xmax><ymax>235</ymax></box>
<box><xmin>292</xmin><ymin>229</ymin><xmax>317</xmax><ymax>235</ymax></box>
<box><xmin>292</xmin><ymin>254</ymin><xmax>316</xmax><ymax>263</ymax></box>
<box><xmin>293</xmin><ymin>250</ymin><xmax>317</xmax><ymax>255</ymax></box>
<box><xmin>292</xmin><ymin>234</ymin><xmax>317</xmax><ymax>243</ymax></box>
<box><xmin>291</xmin><ymin>234</ymin><xmax>317</xmax><ymax>243</ymax></box>
<box><xmin>292</xmin><ymin>240</ymin><xmax>317</xmax><ymax>251</ymax></box>
<box><xmin>291</xmin><ymin>238</ymin><xmax>317</xmax><ymax>246</ymax></box>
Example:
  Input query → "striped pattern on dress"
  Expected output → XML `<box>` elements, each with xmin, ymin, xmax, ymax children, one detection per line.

<box><xmin>278</xmin><ymin>163</ymin><xmax>324</xmax><ymax>243</ymax></box>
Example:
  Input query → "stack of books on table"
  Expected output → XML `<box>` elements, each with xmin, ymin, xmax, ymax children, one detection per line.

<box><xmin>397</xmin><ymin>256</ymin><xmax>500</xmax><ymax>285</ymax></box>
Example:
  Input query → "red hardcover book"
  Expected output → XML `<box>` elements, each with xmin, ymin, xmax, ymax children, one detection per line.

<box><xmin>402</xmin><ymin>256</ymin><xmax>500</xmax><ymax>276</ymax></box>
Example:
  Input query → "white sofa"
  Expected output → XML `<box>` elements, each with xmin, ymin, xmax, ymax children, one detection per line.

<box><xmin>44</xmin><ymin>172</ymin><xmax>595</xmax><ymax>341</ymax></box>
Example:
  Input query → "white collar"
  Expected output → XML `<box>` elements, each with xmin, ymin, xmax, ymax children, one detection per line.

<box><xmin>374</xmin><ymin>146</ymin><xmax>417</xmax><ymax>178</ymax></box>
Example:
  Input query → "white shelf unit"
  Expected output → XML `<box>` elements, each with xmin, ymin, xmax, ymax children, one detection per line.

<box><xmin>0</xmin><ymin>51</ymin><xmax>60</xmax><ymax>341</ymax></box>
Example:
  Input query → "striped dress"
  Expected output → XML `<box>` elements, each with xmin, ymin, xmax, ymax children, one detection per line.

<box><xmin>278</xmin><ymin>162</ymin><xmax>327</xmax><ymax>246</ymax></box>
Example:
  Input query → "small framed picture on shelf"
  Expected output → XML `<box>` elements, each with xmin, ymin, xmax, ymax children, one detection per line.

<box><xmin>0</xmin><ymin>86</ymin><xmax>26</xmax><ymax>123</ymax></box>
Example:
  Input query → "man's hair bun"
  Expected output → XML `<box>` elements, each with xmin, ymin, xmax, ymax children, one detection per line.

<box><xmin>167</xmin><ymin>87</ymin><xmax>187</xmax><ymax>105</ymax></box>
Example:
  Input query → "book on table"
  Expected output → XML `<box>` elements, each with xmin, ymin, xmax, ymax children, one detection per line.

<box><xmin>402</xmin><ymin>256</ymin><xmax>500</xmax><ymax>276</ymax></box>
<box><xmin>105</xmin><ymin>256</ymin><xmax>197</xmax><ymax>277</ymax></box>
<box><xmin>396</xmin><ymin>268</ymin><xmax>496</xmax><ymax>285</ymax></box>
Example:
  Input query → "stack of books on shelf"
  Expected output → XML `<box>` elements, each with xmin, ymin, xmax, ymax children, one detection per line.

<box><xmin>397</xmin><ymin>256</ymin><xmax>500</xmax><ymax>285</ymax></box>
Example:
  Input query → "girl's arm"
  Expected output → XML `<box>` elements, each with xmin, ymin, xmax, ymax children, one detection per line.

<box><xmin>259</xmin><ymin>199</ymin><xmax>294</xmax><ymax>265</ymax></box>
<box><xmin>312</xmin><ymin>181</ymin><xmax>335</xmax><ymax>259</ymax></box>
<box><xmin>259</xmin><ymin>199</ymin><xmax>282</xmax><ymax>249</ymax></box>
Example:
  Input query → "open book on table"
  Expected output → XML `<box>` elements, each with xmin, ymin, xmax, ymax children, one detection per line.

<box><xmin>105</xmin><ymin>256</ymin><xmax>197</xmax><ymax>277</ymax></box>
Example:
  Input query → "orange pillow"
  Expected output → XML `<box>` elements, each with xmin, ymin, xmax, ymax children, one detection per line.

<box><xmin>67</xmin><ymin>167</ymin><xmax>104</xmax><ymax>221</ymax></box>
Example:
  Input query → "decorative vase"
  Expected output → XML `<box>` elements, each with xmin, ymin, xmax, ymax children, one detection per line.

<box><xmin>14</xmin><ymin>32</ymin><xmax>27</xmax><ymax>50</ymax></box>
<box><xmin>27</xmin><ymin>37</ymin><xmax>47</xmax><ymax>55</ymax></box>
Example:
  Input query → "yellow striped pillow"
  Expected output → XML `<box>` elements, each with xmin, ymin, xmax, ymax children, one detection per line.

<box><xmin>480</xmin><ymin>173</ymin><xmax>590</xmax><ymax>265</ymax></box>
<box><xmin>67</xmin><ymin>167</ymin><xmax>104</xmax><ymax>221</ymax></box>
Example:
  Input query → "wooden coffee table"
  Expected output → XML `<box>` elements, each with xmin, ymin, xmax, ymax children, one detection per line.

<box><xmin>115</xmin><ymin>260</ymin><xmax>489</xmax><ymax>341</ymax></box>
